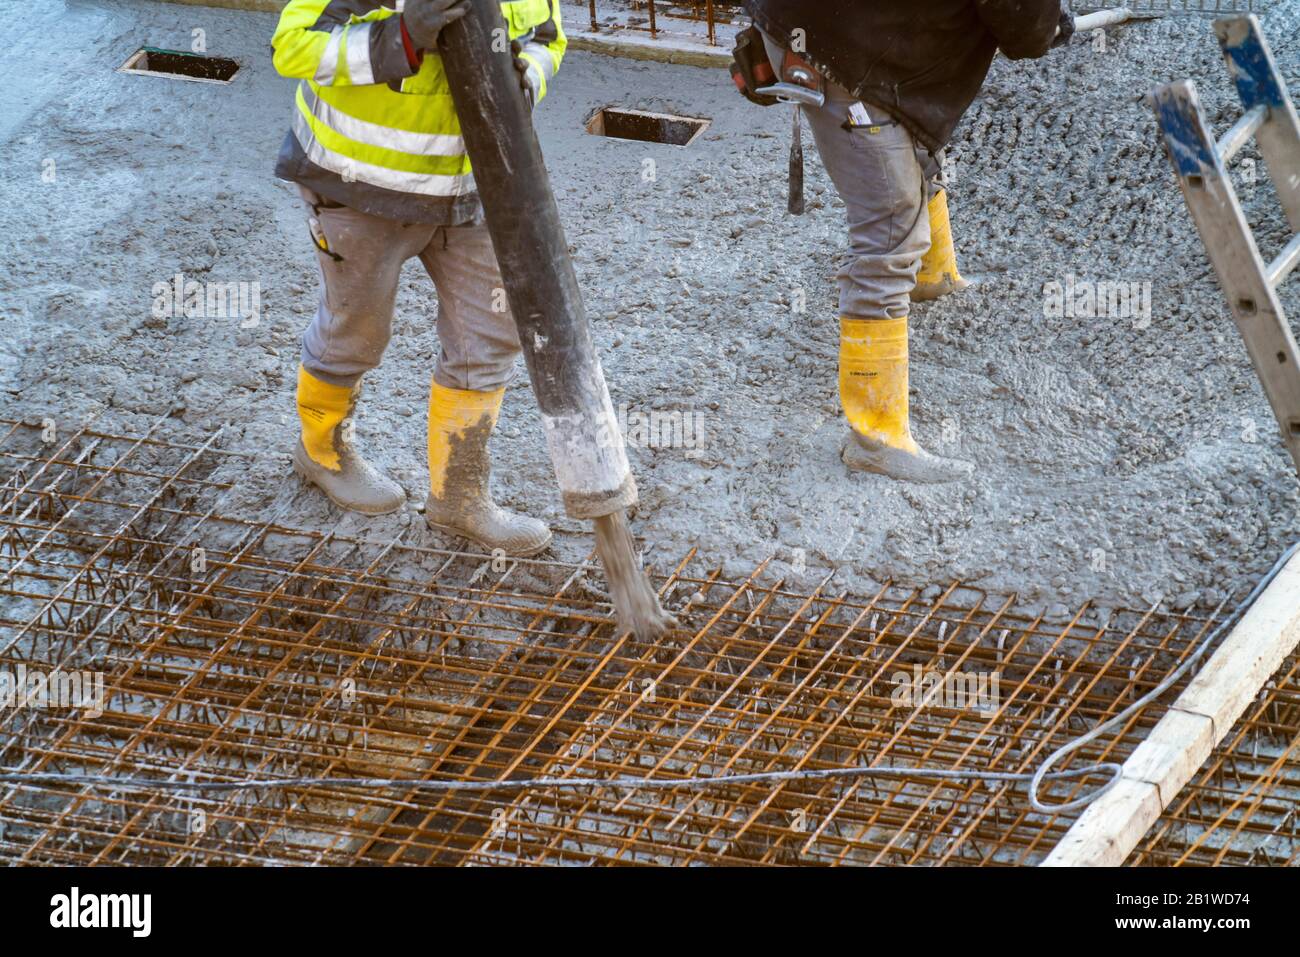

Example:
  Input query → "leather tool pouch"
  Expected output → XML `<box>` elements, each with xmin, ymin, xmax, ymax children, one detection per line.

<box><xmin>729</xmin><ymin>26</ymin><xmax>779</xmax><ymax>106</ymax></box>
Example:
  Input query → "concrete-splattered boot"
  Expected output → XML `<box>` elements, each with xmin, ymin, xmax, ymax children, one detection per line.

<box><xmin>424</xmin><ymin>381</ymin><xmax>551</xmax><ymax>557</ymax></box>
<box><xmin>291</xmin><ymin>366</ymin><xmax>406</xmax><ymax>514</ymax></box>
<box><xmin>839</xmin><ymin>316</ymin><xmax>974</xmax><ymax>484</ymax></box>
<box><xmin>911</xmin><ymin>189</ymin><xmax>970</xmax><ymax>303</ymax></box>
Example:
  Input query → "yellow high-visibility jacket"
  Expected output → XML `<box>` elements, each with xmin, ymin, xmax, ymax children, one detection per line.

<box><xmin>272</xmin><ymin>0</ymin><xmax>566</xmax><ymax>223</ymax></box>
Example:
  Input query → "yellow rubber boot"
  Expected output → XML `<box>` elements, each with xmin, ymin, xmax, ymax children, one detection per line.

<box><xmin>296</xmin><ymin>366</ymin><xmax>351</xmax><ymax>470</ymax></box>
<box><xmin>911</xmin><ymin>189</ymin><xmax>970</xmax><ymax>303</ymax></box>
<box><xmin>425</xmin><ymin>381</ymin><xmax>551</xmax><ymax>556</ymax></box>
<box><xmin>839</xmin><ymin>317</ymin><xmax>973</xmax><ymax>483</ymax></box>
<box><xmin>292</xmin><ymin>366</ymin><xmax>405</xmax><ymax>514</ymax></box>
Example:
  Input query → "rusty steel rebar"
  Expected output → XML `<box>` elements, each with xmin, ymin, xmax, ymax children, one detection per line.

<box><xmin>1</xmin><ymin>419</ymin><xmax>1297</xmax><ymax>865</ymax></box>
<box><xmin>584</xmin><ymin>1</ymin><xmax>740</xmax><ymax>47</ymax></box>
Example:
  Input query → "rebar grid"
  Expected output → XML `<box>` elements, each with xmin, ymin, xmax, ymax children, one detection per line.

<box><xmin>585</xmin><ymin>1</ymin><xmax>740</xmax><ymax>45</ymax></box>
<box><xmin>1131</xmin><ymin>652</ymin><xmax>1300</xmax><ymax>865</ymax></box>
<box><xmin>0</xmin><ymin>419</ymin><xmax>1291</xmax><ymax>866</ymax></box>
<box><xmin>576</xmin><ymin>2</ymin><xmax>1257</xmax><ymax>50</ymax></box>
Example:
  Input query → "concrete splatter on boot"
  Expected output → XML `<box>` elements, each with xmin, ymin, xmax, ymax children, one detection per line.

<box><xmin>911</xmin><ymin>189</ymin><xmax>971</xmax><ymax>303</ymax></box>
<box><xmin>838</xmin><ymin>315</ymin><xmax>973</xmax><ymax>485</ymax></box>
<box><xmin>841</xmin><ymin>431</ymin><xmax>973</xmax><ymax>484</ymax></box>
<box><xmin>424</xmin><ymin>382</ymin><xmax>551</xmax><ymax>557</ymax></box>
<box><xmin>292</xmin><ymin>366</ymin><xmax>406</xmax><ymax>515</ymax></box>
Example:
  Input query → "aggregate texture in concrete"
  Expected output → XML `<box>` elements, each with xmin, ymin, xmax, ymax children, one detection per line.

<box><xmin>1</xmin><ymin>0</ymin><xmax>1299</xmax><ymax>626</ymax></box>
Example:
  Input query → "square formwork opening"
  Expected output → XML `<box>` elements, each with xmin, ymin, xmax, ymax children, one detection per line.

<box><xmin>585</xmin><ymin>107</ymin><xmax>710</xmax><ymax>147</ymax></box>
<box><xmin>119</xmin><ymin>48</ymin><xmax>241</xmax><ymax>84</ymax></box>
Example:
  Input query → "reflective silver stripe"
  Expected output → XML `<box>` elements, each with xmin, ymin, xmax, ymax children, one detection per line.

<box><xmin>293</xmin><ymin>109</ymin><xmax>475</xmax><ymax>197</ymax></box>
<box><xmin>522</xmin><ymin>39</ymin><xmax>559</xmax><ymax>76</ymax></box>
<box><xmin>315</xmin><ymin>26</ymin><xmax>344</xmax><ymax>85</ymax></box>
<box><xmin>344</xmin><ymin>22</ymin><xmax>375</xmax><ymax>86</ymax></box>
<box><xmin>300</xmin><ymin>83</ymin><xmax>465</xmax><ymax>156</ymax></box>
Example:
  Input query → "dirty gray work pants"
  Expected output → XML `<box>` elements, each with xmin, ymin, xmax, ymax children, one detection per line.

<box><xmin>298</xmin><ymin>186</ymin><xmax>522</xmax><ymax>393</ymax></box>
<box><xmin>761</xmin><ymin>33</ymin><xmax>932</xmax><ymax>320</ymax></box>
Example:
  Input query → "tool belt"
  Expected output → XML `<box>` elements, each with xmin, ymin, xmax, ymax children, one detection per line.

<box><xmin>729</xmin><ymin>25</ymin><xmax>779</xmax><ymax>106</ymax></box>
<box><xmin>733</xmin><ymin>25</ymin><xmax>827</xmax><ymax>110</ymax></box>
<box><xmin>771</xmin><ymin>48</ymin><xmax>824</xmax><ymax>104</ymax></box>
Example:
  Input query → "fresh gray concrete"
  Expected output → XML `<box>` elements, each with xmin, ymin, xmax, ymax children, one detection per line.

<box><xmin>2</xmin><ymin>0</ymin><xmax>1299</xmax><ymax>623</ymax></box>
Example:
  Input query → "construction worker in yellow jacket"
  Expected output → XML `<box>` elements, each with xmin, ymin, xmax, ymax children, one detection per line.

<box><xmin>271</xmin><ymin>0</ymin><xmax>565</xmax><ymax>555</ymax></box>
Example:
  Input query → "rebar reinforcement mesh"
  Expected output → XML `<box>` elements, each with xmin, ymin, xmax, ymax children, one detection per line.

<box><xmin>577</xmin><ymin>1</ymin><xmax>1263</xmax><ymax>48</ymax></box>
<box><xmin>1</xmin><ymin>419</ymin><xmax>1297</xmax><ymax>866</ymax></box>
<box><xmin>584</xmin><ymin>1</ymin><xmax>742</xmax><ymax>45</ymax></box>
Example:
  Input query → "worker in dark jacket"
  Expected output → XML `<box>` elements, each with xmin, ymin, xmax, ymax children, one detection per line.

<box><xmin>738</xmin><ymin>1</ymin><xmax>1073</xmax><ymax>483</ymax></box>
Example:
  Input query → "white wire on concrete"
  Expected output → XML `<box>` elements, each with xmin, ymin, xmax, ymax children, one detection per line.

<box><xmin>1025</xmin><ymin>538</ymin><xmax>1300</xmax><ymax>812</ymax></box>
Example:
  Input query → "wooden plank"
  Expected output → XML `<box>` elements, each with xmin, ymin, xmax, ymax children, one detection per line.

<box><xmin>569</xmin><ymin>32</ymin><xmax>730</xmax><ymax>68</ymax></box>
<box><xmin>1176</xmin><ymin>569</ymin><xmax>1300</xmax><ymax>728</ymax></box>
<box><xmin>1121</xmin><ymin>708</ymin><xmax>1214</xmax><ymax>806</ymax></box>
<box><xmin>1043</xmin><ymin>548</ymin><xmax>1300</xmax><ymax>866</ymax></box>
<box><xmin>1045</xmin><ymin>779</ymin><xmax>1163</xmax><ymax>868</ymax></box>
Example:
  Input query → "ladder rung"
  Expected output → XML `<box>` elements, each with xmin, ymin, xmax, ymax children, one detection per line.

<box><xmin>1267</xmin><ymin>232</ymin><xmax>1300</xmax><ymax>289</ymax></box>
<box><xmin>1217</xmin><ymin>104</ymin><xmax>1268</xmax><ymax>163</ymax></box>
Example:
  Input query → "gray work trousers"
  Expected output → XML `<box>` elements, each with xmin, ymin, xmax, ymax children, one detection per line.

<box><xmin>298</xmin><ymin>186</ymin><xmax>522</xmax><ymax>393</ymax></box>
<box><xmin>761</xmin><ymin>32</ymin><xmax>933</xmax><ymax>319</ymax></box>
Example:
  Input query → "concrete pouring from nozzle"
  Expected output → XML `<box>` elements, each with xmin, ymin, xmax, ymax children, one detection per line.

<box><xmin>437</xmin><ymin>0</ymin><xmax>677</xmax><ymax>641</ymax></box>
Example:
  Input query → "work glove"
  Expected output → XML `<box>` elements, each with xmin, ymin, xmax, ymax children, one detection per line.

<box><xmin>403</xmin><ymin>0</ymin><xmax>469</xmax><ymax>51</ymax></box>
<box><xmin>511</xmin><ymin>40</ymin><xmax>542</xmax><ymax>109</ymax></box>
<box><xmin>1051</xmin><ymin>4</ymin><xmax>1076</xmax><ymax>48</ymax></box>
